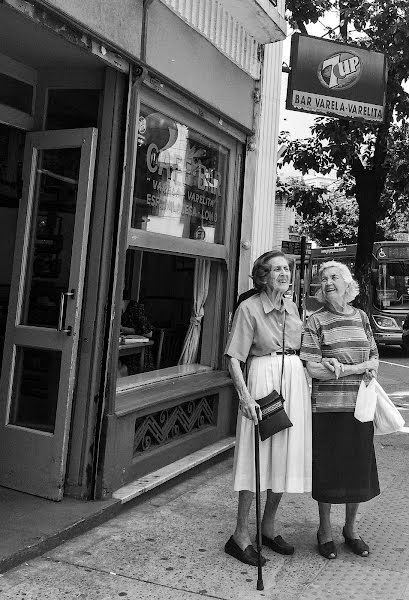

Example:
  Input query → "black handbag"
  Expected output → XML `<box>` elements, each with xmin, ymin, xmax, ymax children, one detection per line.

<box><xmin>257</xmin><ymin>312</ymin><xmax>293</xmax><ymax>442</ymax></box>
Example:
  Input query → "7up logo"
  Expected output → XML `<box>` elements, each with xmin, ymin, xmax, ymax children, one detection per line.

<box><xmin>318</xmin><ymin>51</ymin><xmax>362</xmax><ymax>90</ymax></box>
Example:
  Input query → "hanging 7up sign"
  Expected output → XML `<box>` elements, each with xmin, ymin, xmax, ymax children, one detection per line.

<box><xmin>318</xmin><ymin>52</ymin><xmax>361</xmax><ymax>89</ymax></box>
<box><xmin>286</xmin><ymin>34</ymin><xmax>387</xmax><ymax>123</ymax></box>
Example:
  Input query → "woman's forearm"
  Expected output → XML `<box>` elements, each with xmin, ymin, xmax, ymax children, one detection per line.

<box><xmin>228</xmin><ymin>357</ymin><xmax>261</xmax><ymax>424</ymax></box>
<box><xmin>341</xmin><ymin>359</ymin><xmax>378</xmax><ymax>376</ymax></box>
<box><xmin>306</xmin><ymin>362</ymin><xmax>335</xmax><ymax>380</ymax></box>
<box><xmin>306</xmin><ymin>358</ymin><xmax>379</xmax><ymax>380</ymax></box>
<box><xmin>228</xmin><ymin>357</ymin><xmax>252</xmax><ymax>402</ymax></box>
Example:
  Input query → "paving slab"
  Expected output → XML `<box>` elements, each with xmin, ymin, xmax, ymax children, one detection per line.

<box><xmin>0</xmin><ymin>558</ymin><xmax>222</xmax><ymax>600</ymax></box>
<box><xmin>0</xmin><ymin>440</ymin><xmax>408</xmax><ymax>600</ymax></box>
<box><xmin>41</xmin><ymin>451</ymin><xmax>398</xmax><ymax>600</ymax></box>
<box><xmin>0</xmin><ymin>367</ymin><xmax>407</xmax><ymax>599</ymax></box>
<box><xmin>299</xmin><ymin>561</ymin><xmax>409</xmax><ymax>600</ymax></box>
<box><xmin>47</xmin><ymin>506</ymin><xmax>271</xmax><ymax>599</ymax></box>
<box><xmin>39</xmin><ymin>456</ymin><xmax>327</xmax><ymax>600</ymax></box>
<box><xmin>0</xmin><ymin>488</ymin><xmax>120</xmax><ymax>573</ymax></box>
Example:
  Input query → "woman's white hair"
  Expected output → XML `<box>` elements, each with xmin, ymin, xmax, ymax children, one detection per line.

<box><xmin>315</xmin><ymin>260</ymin><xmax>360</xmax><ymax>304</ymax></box>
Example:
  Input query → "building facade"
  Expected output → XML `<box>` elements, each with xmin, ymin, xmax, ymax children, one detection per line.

<box><xmin>0</xmin><ymin>0</ymin><xmax>286</xmax><ymax>502</ymax></box>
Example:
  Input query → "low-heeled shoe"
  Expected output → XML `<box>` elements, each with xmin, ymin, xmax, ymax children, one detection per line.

<box><xmin>342</xmin><ymin>527</ymin><xmax>369</xmax><ymax>556</ymax></box>
<box><xmin>317</xmin><ymin>532</ymin><xmax>337</xmax><ymax>559</ymax></box>
<box><xmin>262</xmin><ymin>534</ymin><xmax>294</xmax><ymax>555</ymax></box>
<box><xmin>224</xmin><ymin>536</ymin><xmax>266</xmax><ymax>566</ymax></box>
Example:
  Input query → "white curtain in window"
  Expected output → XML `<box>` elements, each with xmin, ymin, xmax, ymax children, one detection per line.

<box><xmin>178</xmin><ymin>258</ymin><xmax>211</xmax><ymax>364</ymax></box>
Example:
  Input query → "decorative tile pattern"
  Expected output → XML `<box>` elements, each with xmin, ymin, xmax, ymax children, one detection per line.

<box><xmin>133</xmin><ymin>395</ymin><xmax>218</xmax><ymax>455</ymax></box>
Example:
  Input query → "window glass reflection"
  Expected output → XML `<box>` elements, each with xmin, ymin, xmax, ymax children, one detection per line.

<box><xmin>131</xmin><ymin>107</ymin><xmax>228</xmax><ymax>244</ymax></box>
<box><xmin>10</xmin><ymin>347</ymin><xmax>61</xmax><ymax>433</ymax></box>
<box><xmin>23</xmin><ymin>148</ymin><xmax>80</xmax><ymax>328</ymax></box>
<box><xmin>0</xmin><ymin>123</ymin><xmax>24</xmax><ymax>373</ymax></box>
<box><xmin>118</xmin><ymin>250</ymin><xmax>196</xmax><ymax>379</ymax></box>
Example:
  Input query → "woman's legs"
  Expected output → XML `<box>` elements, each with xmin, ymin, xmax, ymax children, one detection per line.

<box><xmin>317</xmin><ymin>502</ymin><xmax>334</xmax><ymax>543</ymax></box>
<box><xmin>233</xmin><ymin>490</ymin><xmax>254</xmax><ymax>549</ymax></box>
<box><xmin>233</xmin><ymin>490</ymin><xmax>284</xmax><ymax>547</ymax></box>
<box><xmin>343</xmin><ymin>502</ymin><xmax>369</xmax><ymax>556</ymax></box>
<box><xmin>317</xmin><ymin>501</ymin><xmax>337</xmax><ymax>559</ymax></box>
<box><xmin>261</xmin><ymin>490</ymin><xmax>283</xmax><ymax>538</ymax></box>
<box><xmin>344</xmin><ymin>502</ymin><xmax>360</xmax><ymax>537</ymax></box>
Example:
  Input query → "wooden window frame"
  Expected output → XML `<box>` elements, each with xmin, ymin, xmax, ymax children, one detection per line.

<box><xmin>115</xmin><ymin>249</ymin><xmax>225</xmax><ymax>393</ymax></box>
<box><xmin>0</xmin><ymin>52</ymin><xmax>37</xmax><ymax>131</ymax></box>
<box><xmin>127</xmin><ymin>87</ymin><xmax>239</xmax><ymax>263</ymax></box>
<box><xmin>110</xmin><ymin>78</ymin><xmax>243</xmax><ymax>412</ymax></box>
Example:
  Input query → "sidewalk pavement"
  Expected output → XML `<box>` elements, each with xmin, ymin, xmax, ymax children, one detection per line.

<box><xmin>0</xmin><ymin>417</ymin><xmax>408</xmax><ymax>599</ymax></box>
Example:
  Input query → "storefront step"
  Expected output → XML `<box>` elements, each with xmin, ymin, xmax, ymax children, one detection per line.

<box><xmin>112</xmin><ymin>436</ymin><xmax>235</xmax><ymax>504</ymax></box>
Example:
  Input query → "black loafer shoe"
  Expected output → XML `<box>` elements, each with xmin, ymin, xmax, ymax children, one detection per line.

<box><xmin>224</xmin><ymin>536</ymin><xmax>266</xmax><ymax>566</ymax></box>
<box><xmin>262</xmin><ymin>534</ymin><xmax>295</xmax><ymax>555</ymax></box>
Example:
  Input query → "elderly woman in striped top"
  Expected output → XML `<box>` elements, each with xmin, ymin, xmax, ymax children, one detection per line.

<box><xmin>300</xmin><ymin>261</ymin><xmax>379</xmax><ymax>560</ymax></box>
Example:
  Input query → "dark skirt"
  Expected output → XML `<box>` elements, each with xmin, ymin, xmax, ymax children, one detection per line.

<box><xmin>312</xmin><ymin>412</ymin><xmax>380</xmax><ymax>504</ymax></box>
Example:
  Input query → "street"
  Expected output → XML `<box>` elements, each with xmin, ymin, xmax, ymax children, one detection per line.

<box><xmin>378</xmin><ymin>346</ymin><xmax>409</xmax><ymax>411</ymax></box>
<box><xmin>0</xmin><ymin>353</ymin><xmax>408</xmax><ymax>600</ymax></box>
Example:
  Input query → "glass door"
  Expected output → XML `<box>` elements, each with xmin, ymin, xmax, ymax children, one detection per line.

<box><xmin>0</xmin><ymin>128</ymin><xmax>97</xmax><ymax>500</ymax></box>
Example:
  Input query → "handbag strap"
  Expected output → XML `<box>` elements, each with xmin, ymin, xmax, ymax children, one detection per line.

<box><xmin>279</xmin><ymin>310</ymin><xmax>286</xmax><ymax>395</ymax></box>
<box><xmin>244</xmin><ymin>304</ymin><xmax>287</xmax><ymax>393</ymax></box>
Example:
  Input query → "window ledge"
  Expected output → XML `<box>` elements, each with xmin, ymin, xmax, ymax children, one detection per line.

<box><xmin>116</xmin><ymin>364</ymin><xmax>212</xmax><ymax>393</ymax></box>
<box><xmin>115</xmin><ymin>369</ymin><xmax>233</xmax><ymax>417</ymax></box>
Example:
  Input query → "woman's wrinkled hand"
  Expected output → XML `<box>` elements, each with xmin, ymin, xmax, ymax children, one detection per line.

<box><xmin>322</xmin><ymin>357</ymin><xmax>343</xmax><ymax>379</ymax></box>
<box><xmin>239</xmin><ymin>397</ymin><xmax>262</xmax><ymax>424</ymax></box>
<box><xmin>364</xmin><ymin>358</ymin><xmax>378</xmax><ymax>378</ymax></box>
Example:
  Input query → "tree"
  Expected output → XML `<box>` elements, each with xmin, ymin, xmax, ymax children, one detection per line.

<box><xmin>281</xmin><ymin>1</ymin><xmax>409</xmax><ymax>311</ymax></box>
<box><xmin>285</xmin><ymin>0</ymin><xmax>333</xmax><ymax>34</ymax></box>
<box><xmin>277</xmin><ymin>175</ymin><xmax>359</xmax><ymax>245</ymax></box>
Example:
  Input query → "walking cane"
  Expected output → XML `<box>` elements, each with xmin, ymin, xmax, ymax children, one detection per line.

<box><xmin>254</xmin><ymin>422</ymin><xmax>264</xmax><ymax>591</ymax></box>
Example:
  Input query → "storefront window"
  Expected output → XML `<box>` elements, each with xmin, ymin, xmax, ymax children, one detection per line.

<box><xmin>131</xmin><ymin>106</ymin><xmax>228</xmax><ymax>244</ymax></box>
<box><xmin>0</xmin><ymin>72</ymin><xmax>34</xmax><ymax>115</ymax></box>
<box><xmin>117</xmin><ymin>249</ymin><xmax>216</xmax><ymax>385</ymax></box>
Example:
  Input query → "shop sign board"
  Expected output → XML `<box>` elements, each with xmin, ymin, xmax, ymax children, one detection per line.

<box><xmin>282</xmin><ymin>240</ymin><xmax>312</xmax><ymax>255</ymax></box>
<box><xmin>286</xmin><ymin>33</ymin><xmax>387</xmax><ymax>123</ymax></box>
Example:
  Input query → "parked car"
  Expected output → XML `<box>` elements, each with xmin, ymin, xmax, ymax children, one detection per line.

<box><xmin>401</xmin><ymin>313</ymin><xmax>409</xmax><ymax>354</ymax></box>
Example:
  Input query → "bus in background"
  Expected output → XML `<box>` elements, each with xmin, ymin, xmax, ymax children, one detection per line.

<box><xmin>305</xmin><ymin>242</ymin><xmax>409</xmax><ymax>350</ymax></box>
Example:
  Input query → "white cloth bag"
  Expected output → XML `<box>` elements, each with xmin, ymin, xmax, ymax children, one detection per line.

<box><xmin>373</xmin><ymin>380</ymin><xmax>405</xmax><ymax>435</ymax></box>
<box><xmin>354</xmin><ymin>379</ymin><xmax>377</xmax><ymax>422</ymax></box>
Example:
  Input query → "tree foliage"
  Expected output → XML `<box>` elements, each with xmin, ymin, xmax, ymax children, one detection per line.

<box><xmin>277</xmin><ymin>176</ymin><xmax>359</xmax><ymax>245</ymax></box>
<box><xmin>281</xmin><ymin>0</ymin><xmax>409</xmax><ymax>310</ymax></box>
<box><xmin>285</xmin><ymin>0</ymin><xmax>333</xmax><ymax>34</ymax></box>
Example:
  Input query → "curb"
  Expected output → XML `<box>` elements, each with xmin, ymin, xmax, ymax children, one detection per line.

<box><xmin>0</xmin><ymin>499</ymin><xmax>122</xmax><ymax>575</ymax></box>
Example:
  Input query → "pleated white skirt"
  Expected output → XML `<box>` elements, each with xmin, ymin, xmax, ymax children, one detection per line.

<box><xmin>233</xmin><ymin>354</ymin><xmax>312</xmax><ymax>493</ymax></box>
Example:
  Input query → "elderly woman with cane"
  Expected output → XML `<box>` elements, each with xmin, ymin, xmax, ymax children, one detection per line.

<box><xmin>224</xmin><ymin>250</ymin><xmax>312</xmax><ymax>566</ymax></box>
<box><xmin>300</xmin><ymin>260</ymin><xmax>379</xmax><ymax>560</ymax></box>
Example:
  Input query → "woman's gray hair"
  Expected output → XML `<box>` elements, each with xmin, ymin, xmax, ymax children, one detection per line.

<box><xmin>315</xmin><ymin>260</ymin><xmax>360</xmax><ymax>303</ymax></box>
<box><xmin>251</xmin><ymin>250</ymin><xmax>291</xmax><ymax>292</ymax></box>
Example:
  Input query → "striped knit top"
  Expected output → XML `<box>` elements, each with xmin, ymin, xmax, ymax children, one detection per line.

<box><xmin>300</xmin><ymin>306</ymin><xmax>378</xmax><ymax>412</ymax></box>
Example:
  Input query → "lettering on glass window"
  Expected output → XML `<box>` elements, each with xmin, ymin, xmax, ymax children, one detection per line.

<box><xmin>131</xmin><ymin>108</ymin><xmax>228</xmax><ymax>243</ymax></box>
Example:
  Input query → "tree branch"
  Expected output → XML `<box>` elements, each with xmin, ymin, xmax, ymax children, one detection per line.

<box><xmin>295</xmin><ymin>19</ymin><xmax>308</xmax><ymax>34</ymax></box>
<box><xmin>350</xmin><ymin>157</ymin><xmax>365</xmax><ymax>177</ymax></box>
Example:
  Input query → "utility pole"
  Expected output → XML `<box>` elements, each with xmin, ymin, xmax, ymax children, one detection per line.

<box><xmin>298</xmin><ymin>235</ymin><xmax>307</xmax><ymax>319</ymax></box>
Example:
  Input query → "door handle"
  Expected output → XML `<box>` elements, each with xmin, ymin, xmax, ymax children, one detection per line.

<box><xmin>57</xmin><ymin>290</ymin><xmax>75</xmax><ymax>335</ymax></box>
